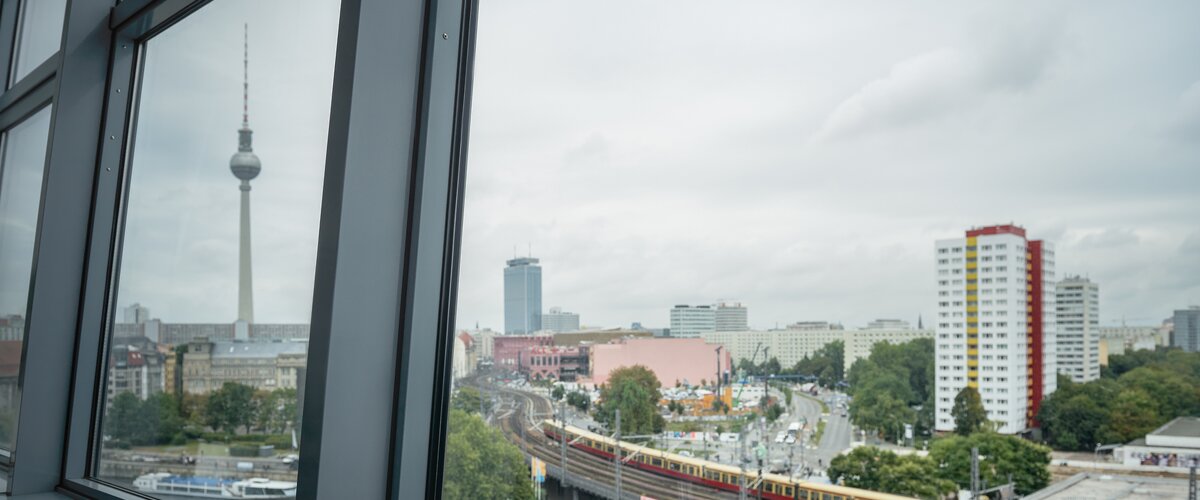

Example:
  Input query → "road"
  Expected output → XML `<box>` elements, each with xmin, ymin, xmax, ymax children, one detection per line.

<box><xmin>657</xmin><ymin>387</ymin><xmax>854</xmax><ymax>480</ymax></box>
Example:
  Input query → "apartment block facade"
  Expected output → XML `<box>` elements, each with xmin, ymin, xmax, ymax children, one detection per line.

<box><xmin>934</xmin><ymin>225</ymin><xmax>1057</xmax><ymax>434</ymax></box>
<box><xmin>1056</xmin><ymin>276</ymin><xmax>1100</xmax><ymax>382</ymax></box>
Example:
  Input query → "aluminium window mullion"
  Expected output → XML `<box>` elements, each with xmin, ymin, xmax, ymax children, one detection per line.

<box><xmin>294</xmin><ymin>0</ymin><xmax>477</xmax><ymax>498</ymax></box>
<box><xmin>9</xmin><ymin>0</ymin><xmax>115</xmax><ymax>495</ymax></box>
<box><xmin>391</xmin><ymin>0</ymin><xmax>478</xmax><ymax>496</ymax></box>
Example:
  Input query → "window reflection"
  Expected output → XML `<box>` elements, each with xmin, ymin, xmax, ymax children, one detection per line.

<box><xmin>94</xmin><ymin>1</ymin><xmax>338</xmax><ymax>497</ymax></box>
<box><xmin>0</xmin><ymin>105</ymin><xmax>53</xmax><ymax>456</ymax></box>
<box><xmin>8</xmin><ymin>0</ymin><xmax>67</xmax><ymax>86</ymax></box>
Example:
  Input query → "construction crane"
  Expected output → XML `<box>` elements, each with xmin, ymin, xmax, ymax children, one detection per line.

<box><xmin>733</xmin><ymin>344</ymin><xmax>767</xmax><ymax>409</ymax></box>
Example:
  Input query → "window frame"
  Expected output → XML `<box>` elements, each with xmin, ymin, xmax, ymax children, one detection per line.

<box><xmin>1</xmin><ymin>0</ymin><xmax>478</xmax><ymax>498</ymax></box>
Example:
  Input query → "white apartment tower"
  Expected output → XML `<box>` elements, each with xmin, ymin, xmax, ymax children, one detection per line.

<box><xmin>934</xmin><ymin>225</ymin><xmax>1057</xmax><ymax>434</ymax></box>
<box><xmin>1056</xmin><ymin>276</ymin><xmax>1100</xmax><ymax>382</ymax></box>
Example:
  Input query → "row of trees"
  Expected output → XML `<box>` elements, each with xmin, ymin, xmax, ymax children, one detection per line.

<box><xmin>845</xmin><ymin>338</ymin><xmax>935</xmax><ymax>440</ymax></box>
<box><xmin>1039</xmin><ymin>347</ymin><xmax>1200</xmax><ymax>451</ymax></box>
<box><xmin>829</xmin><ymin>431</ymin><xmax>1052</xmax><ymax>497</ymax></box>
<box><xmin>105</xmin><ymin>383</ymin><xmax>298</xmax><ymax>448</ymax></box>
<box><xmin>736</xmin><ymin>340</ymin><xmax>846</xmax><ymax>388</ymax></box>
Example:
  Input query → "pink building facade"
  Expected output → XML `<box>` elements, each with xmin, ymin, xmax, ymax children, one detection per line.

<box><xmin>587</xmin><ymin>338</ymin><xmax>730</xmax><ymax>389</ymax></box>
<box><xmin>492</xmin><ymin>334</ymin><xmax>553</xmax><ymax>368</ymax></box>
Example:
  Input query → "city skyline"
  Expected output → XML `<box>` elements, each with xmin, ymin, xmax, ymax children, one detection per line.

<box><xmin>96</xmin><ymin>1</ymin><xmax>1199</xmax><ymax>330</ymax></box>
<box><xmin>453</xmin><ymin>1</ymin><xmax>1200</xmax><ymax>331</ymax></box>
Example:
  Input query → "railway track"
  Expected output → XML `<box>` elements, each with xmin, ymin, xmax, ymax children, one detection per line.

<box><xmin>486</xmin><ymin>383</ymin><xmax>735</xmax><ymax>500</ymax></box>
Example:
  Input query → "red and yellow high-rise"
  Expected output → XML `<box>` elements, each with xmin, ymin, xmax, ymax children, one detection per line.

<box><xmin>934</xmin><ymin>224</ymin><xmax>1057</xmax><ymax>434</ymax></box>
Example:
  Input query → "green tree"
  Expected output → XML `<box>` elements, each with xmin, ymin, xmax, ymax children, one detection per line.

<box><xmin>1097</xmin><ymin>389</ymin><xmax>1161</xmax><ymax>444</ymax></box>
<box><xmin>441</xmin><ymin>409</ymin><xmax>534</xmax><ymax>500</ymax></box>
<box><xmin>792</xmin><ymin>341</ymin><xmax>845</xmax><ymax>386</ymax></box>
<box><xmin>551</xmin><ymin>384</ymin><xmax>565</xmax><ymax>401</ymax></box>
<box><xmin>206</xmin><ymin>382</ymin><xmax>256</xmax><ymax>434</ymax></box>
<box><xmin>1118</xmin><ymin>366</ymin><xmax>1200</xmax><ymax>418</ymax></box>
<box><xmin>829</xmin><ymin>446</ymin><xmax>955</xmax><ymax>499</ymax></box>
<box><xmin>851</xmin><ymin>392</ymin><xmax>913</xmax><ymax>441</ymax></box>
<box><xmin>566</xmin><ymin>390</ymin><xmax>590</xmax><ymax>412</ymax></box>
<box><xmin>1103</xmin><ymin>347</ymin><xmax>1171</xmax><ymax>379</ymax></box>
<box><xmin>254</xmin><ymin>388</ymin><xmax>297</xmax><ymax>434</ymax></box>
<box><xmin>952</xmin><ymin>387</ymin><xmax>987</xmax><ymax>436</ymax></box>
<box><xmin>105</xmin><ymin>392</ymin><xmax>145</xmax><ymax>445</ymax></box>
<box><xmin>451</xmin><ymin>386</ymin><xmax>488</xmax><ymax>415</ymax></box>
<box><xmin>930</xmin><ymin>432</ymin><xmax>1051</xmax><ymax>495</ymax></box>
<box><xmin>762</xmin><ymin>357</ymin><xmax>782</xmax><ymax>376</ymax></box>
<box><xmin>595</xmin><ymin>365</ymin><xmax>665</xmax><ymax>436</ymax></box>
<box><xmin>1041</xmin><ymin>393</ymin><xmax>1107</xmax><ymax>451</ymax></box>
<box><xmin>766</xmin><ymin>402</ymin><xmax>784</xmax><ymax>423</ymax></box>
<box><xmin>145</xmin><ymin>392</ymin><xmax>185</xmax><ymax>444</ymax></box>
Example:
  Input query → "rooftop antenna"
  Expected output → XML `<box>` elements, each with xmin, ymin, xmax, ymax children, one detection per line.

<box><xmin>528</xmin><ymin>242</ymin><xmax>532</xmax><ymax>257</ymax></box>
<box><xmin>242</xmin><ymin>23</ymin><xmax>249</xmax><ymax>129</ymax></box>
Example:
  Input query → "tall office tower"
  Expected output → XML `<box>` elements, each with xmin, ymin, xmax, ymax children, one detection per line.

<box><xmin>1174</xmin><ymin>306</ymin><xmax>1200</xmax><ymax>352</ymax></box>
<box><xmin>934</xmin><ymin>225</ymin><xmax>1057</xmax><ymax>434</ymax></box>
<box><xmin>1056</xmin><ymin>276</ymin><xmax>1100</xmax><ymax>382</ymax></box>
<box><xmin>229</xmin><ymin>25</ymin><xmax>260</xmax><ymax>324</ymax></box>
<box><xmin>669</xmin><ymin>305</ymin><xmax>716</xmax><ymax>338</ymax></box>
<box><xmin>504</xmin><ymin>257</ymin><xmax>542</xmax><ymax>334</ymax></box>
<box><xmin>542</xmin><ymin>307</ymin><xmax>580</xmax><ymax>333</ymax></box>
<box><xmin>715</xmin><ymin>301</ymin><xmax>749</xmax><ymax>331</ymax></box>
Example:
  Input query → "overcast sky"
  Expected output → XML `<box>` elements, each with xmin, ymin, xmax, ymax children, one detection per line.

<box><xmin>455</xmin><ymin>0</ymin><xmax>1200</xmax><ymax>330</ymax></box>
<box><xmin>105</xmin><ymin>1</ymin><xmax>1199</xmax><ymax>330</ymax></box>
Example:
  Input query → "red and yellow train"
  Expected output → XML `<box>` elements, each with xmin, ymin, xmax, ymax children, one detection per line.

<box><xmin>542</xmin><ymin>419</ymin><xmax>913</xmax><ymax>500</ymax></box>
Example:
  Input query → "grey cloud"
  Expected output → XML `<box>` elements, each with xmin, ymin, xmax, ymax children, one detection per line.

<box><xmin>812</xmin><ymin>22</ymin><xmax>1063</xmax><ymax>143</ymax></box>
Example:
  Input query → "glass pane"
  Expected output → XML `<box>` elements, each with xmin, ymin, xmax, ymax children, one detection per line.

<box><xmin>445</xmin><ymin>2</ymin><xmax>1200</xmax><ymax>500</ymax></box>
<box><xmin>0</xmin><ymin>104</ymin><xmax>52</xmax><ymax>465</ymax></box>
<box><xmin>8</xmin><ymin>0</ymin><xmax>67</xmax><ymax>87</ymax></box>
<box><xmin>94</xmin><ymin>1</ymin><xmax>338</xmax><ymax>497</ymax></box>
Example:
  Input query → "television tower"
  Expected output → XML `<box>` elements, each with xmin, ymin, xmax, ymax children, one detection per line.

<box><xmin>229</xmin><ymin>24</ymin><xmax>259</xmax><ymax>323</ymax></box>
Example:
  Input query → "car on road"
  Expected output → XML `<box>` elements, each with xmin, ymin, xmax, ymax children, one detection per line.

<box><xmin>784</xmin><ymin>435</ymin><xmax>796</xmax><ymax>444</ymax></box>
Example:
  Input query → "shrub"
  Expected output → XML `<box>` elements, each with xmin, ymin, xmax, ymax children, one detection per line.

<box><xmin>229</xmin><ymin>444</ymin><xmax>259</xmax><ymax>457</ymax></box>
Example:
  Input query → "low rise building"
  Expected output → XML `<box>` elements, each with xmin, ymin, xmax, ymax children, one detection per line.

<box><xmin>182</xmin><ymin>339</ymin><xmax>308</xmax><ymax>394</ymax></box>
<box><xmin>0</xmin><ymin>315</ymin><xmax>23</xmax><ymax>342</ymax></box>
<box><xmin>552</xmin><ymin>328</ymin><xmax>652</xmax><ymax>346</ymax></box>
<box><xmin>1025</xmin><ymin>473</ymin><xmax>1188</xmax><ymax>500</ymax></box>
<box><xmin>587</xmin><ymin>337</ymin><xmax>731</xmax><ymax>389</ymax></box>
<box><xmin>520</xmin><ymin>345</ymin><xmax>588</xmax><ymax>381</ymax></box>
<box><xmin>451</xmin><ymin>332</ymin><xmax>477</xmax><ymax>381</ymax></box>
<box><xmin>113</xmin><ymin>321</ymin><xmax>310</xmax><ymax>345</ymax></box>
<box><xmin>702</xmin><ymin>326</ymin><xmax>933</xmax><ymax>374</ymax></box>
<box><xmin>1115</xmin><ymin>416</ymin><xmax>1200</xmax><ymax>469</ymax></box>
<box><xmin>492</xmin><ymin>334</ymin><xmax>553</xmax><ymax>369</ymax></box>
<box><xmin>106</xmin><ymin>342</ymin><xmax>165</xmax><ymax>405</ymax></box>
<box><xmin>465</xmin><ymin>328</ymin><xmax>498</xmax><ymax>359</ymax></box>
